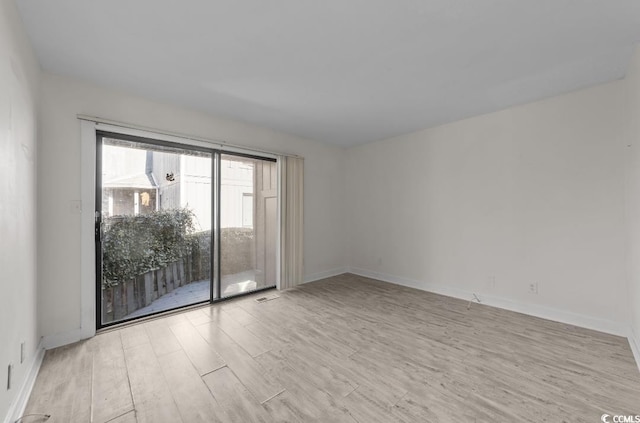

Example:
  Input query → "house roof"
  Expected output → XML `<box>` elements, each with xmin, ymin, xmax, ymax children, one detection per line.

<box><xmin>104</xmin><ymin>174</ymin><xmax>157</xmax><ymax>190</ymax></box>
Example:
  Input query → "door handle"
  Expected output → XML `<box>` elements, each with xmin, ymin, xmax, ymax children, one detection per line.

<box><xmin>95</xmin><ymin>211</ymin><xmax>103</xmax><ymax>242</ymax></box>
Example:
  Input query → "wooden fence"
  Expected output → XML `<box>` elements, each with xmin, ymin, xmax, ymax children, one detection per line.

<box><xmin>101</xmin><ymin>227</ymin><xmax>252</xmax><ymax>323</ymax></box>
<box><xmin>102</xmin><ymin>253</ymin><xmax>210</xmax><ymax>323</ymax></box>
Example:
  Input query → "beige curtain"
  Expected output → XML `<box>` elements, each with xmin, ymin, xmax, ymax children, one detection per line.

<box><xmin>279</xmin><ymin>156</ymin><xmax>304</xmax><ymax>289</ymax></box>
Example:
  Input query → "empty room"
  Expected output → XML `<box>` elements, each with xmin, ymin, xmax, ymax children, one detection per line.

<box><xmin>2</xmin><ymin>0</ymin><xmax>640</xmax><ymax>422</ymax></box>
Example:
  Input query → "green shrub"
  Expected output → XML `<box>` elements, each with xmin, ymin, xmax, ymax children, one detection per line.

<box><xmin>182</xmin><ymin>227</ymin><xmax>254</xmax><ymax>278</ymax></box>
<box><xmin>187</xmin><ymin>229</ymin><xmax>212</xmax><ymax>281</ymax></box>
<box><xmin>102</xmin><ymin>208</ymin><xmax>195</xmax><ymax>287</ymax></box>
<box><xmin>102</xmin><ymin>209</ymin><xmax>257</xmax><ymax>288</ymax></box>
<box><xmin>221</xmin><ymin>227</ymin><xmax>254</xmax><ymax>275</ymax></box>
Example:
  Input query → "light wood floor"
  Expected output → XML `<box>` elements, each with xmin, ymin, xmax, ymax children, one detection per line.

<box><xmin>24</xmin><ymin>274</ymin><xmax>640</xmax><ymax>422</ymax></box>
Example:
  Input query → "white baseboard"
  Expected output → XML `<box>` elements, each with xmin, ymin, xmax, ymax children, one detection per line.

<box><xmin>41</xmin><ymin>328</ymin><xmax>84</xmax><ymax>350</ymax></box>
<box><xmin>3</xmin><ymin>341</ymin><xmax>45</xmax><ymax>423</ymax></box>
<box><xmin>347</xmin><ymin>267</ymin><xmax>628</xmax><ymax>337</ymax></box>
<box><xmin>629</xmin><ymin>326</ymin><xmax>640</xmax><ymax>373</ymax></box>
<box><xmin>304</xmin><ymin>267</ymin><xmax>348</xmax><ymax>284</ymax></box>
<box><xmin>37</xmin><ymin>268</ymin><xmax>640</xmax><ymax>373</ymax></box>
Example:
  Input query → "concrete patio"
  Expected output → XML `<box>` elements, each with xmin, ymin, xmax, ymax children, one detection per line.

<box><xmin>124</xmin><ymin>270</ymin><xmax>262</xmax><ymax>319</ymax></box>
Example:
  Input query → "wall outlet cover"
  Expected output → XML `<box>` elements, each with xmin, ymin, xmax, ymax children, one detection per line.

<box><xmin>7</xmin><ymin>363</ymin><xmax>13</xmax><ymax>390</ymax></box>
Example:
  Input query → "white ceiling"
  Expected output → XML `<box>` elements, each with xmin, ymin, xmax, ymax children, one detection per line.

<box><xmin>15</xmin><ymin>0</ymin><xmax>640</xmax><ymax>147</ymax></box>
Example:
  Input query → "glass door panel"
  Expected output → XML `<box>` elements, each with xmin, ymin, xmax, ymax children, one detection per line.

<box><xmin>219</xmin><ymin>154</ymin><xmax>277</xmax><ymax>298</ymax></box>
<box><xmin>97</xmin><ymin>135</ymin><xmax>213</xmax><ymax>327</ymax></box>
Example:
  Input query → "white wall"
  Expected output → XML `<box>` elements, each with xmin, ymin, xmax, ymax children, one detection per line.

<box><xmin>625</xmin><ymin>47</ymin><xmax>640</xmax><ymax>358</ymax></box>
<box><xmin>346</xmin><ymin>80</ymin><xmax>629</xmax><ymax>334</ymax></box>
<box><xmin>38</xmin><ymin>72</ymin><xmax>347</xmax><ymax>342</ymax></box>
<box><xmin>0</xmin><ymin>0</ymin><xmax>40</xmax><ymax>419</ymax></box>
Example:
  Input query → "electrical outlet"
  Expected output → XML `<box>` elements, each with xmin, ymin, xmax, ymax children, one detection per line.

<box><xmin>7</xmin><ymin>364</ymin><xmax>13</xmax><ymax>390</ymax></box>
<box><xmin>20</xmin><ymin>342</ymin><xmax>25</xmax><ymax>364</ymax></box>
<box><xmin>529</xmin><ymin>282</ymin><xmax>539</xmax><ymax>294</ymax></box>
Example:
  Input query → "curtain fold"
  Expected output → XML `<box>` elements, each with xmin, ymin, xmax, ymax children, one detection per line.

<box><xmin>279</xmin><ymin>156</ymin><xmax>304</xmax><ymax>289</ymax></box>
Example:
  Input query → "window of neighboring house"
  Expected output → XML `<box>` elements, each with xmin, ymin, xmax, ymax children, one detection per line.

<box><xmin>134</xmin><ymin>191</ymin><xmax>140</xmax><ymax>215</ymax></box>
<box><xmin>108</xmin><ymin>194</ymin><xmax>113</xmax><ymax>217</ymax></box>
<box><xmin>242</xmin><ymin>193</ymin><xmax>253</xmax><ymax>228</ymax></box>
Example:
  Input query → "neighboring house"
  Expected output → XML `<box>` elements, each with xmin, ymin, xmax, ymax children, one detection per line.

<box><xmin>101</xmin><ymin>145</ymin><xmax>158</xmax><ymax>217</ymax></box>
<box><xmin>101</xmin><ymin>140</ymin><xmax>277</xmax><ymax>288</ymax></box>
<box><xmin>101</xmin><ymin>143</ymin><xmax>255</xmax><ymax>232</ymax></box>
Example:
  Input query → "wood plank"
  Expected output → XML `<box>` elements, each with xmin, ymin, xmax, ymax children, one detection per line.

<box><xmin>202</xmin><ymin>366</ymin><xmax>272</xmax><ymax>423</ymax></box>
<box><xmin>107</xmin><ymin>410</ymin><xmax>138</xmax><ymax>423</ymax></box>
<box><xmin>244</xmin><ymin>320</ymin><xmax>294</xmax><ymax>351</ymax></box>
<box><xmin>285</xmin><ymin>340</ymin><xmax>407</xmax><ymax>407</ymax></box>
<box><xmin>259</xmin><ymin>390</ymin><xmax>303</xmax><ymax>423</ymax></box>
<box><xmin>223</xmin><ymin>306</ymin><xmax>259</xmax><ymax>326</ymax></box>
<box><xmin>124</xmin><ymin>342</ymin><xmax>183</xmax><ymax>423</ymax></box>
<box><xmin>338</xmin><ymin>385</ymin><xmax>412</xmax><ymax>423</ymax></box>
<box><xmin>196</xmin><ymin>321</ymin><xmax>284</xmax><ymax>403</ymax></box>
<box><xmin>266</xmin><ymin>347</ymin><xmax>357</xmax><ymax>399</ymax></box>
<box><xmin>157</xmin><ymin>349</ymin><xmax>226</xmax><ymax>422</ymax></box>
<box><xmin>169</xmin><ymin>321</ymin><xmax>226</xmax><ymax>375</ymax></box>
<box><xmin>143</xmin><ymin>318</ymin><xmax>182</xmax><ymax>357</ymax></box>
<box><xmin>183</xmin><ymin>308</ymin><xmax>213</xmax><ymax>326</ymax></box>
<box><xmin>90</xmin><ymin>331</ymin><xmax>134</xmax><ymax>423</ymax></box>
<box><xmin>255</xmin><ymin>350</ymin><xmax>358</xmax><ymax>423</ymax></box>
<box><xmin>215</xmin><ymin>310</ymin><xmax>270</xmax><ymax>357</ymax></box>
<box><xmin>119</xmin><ymin>324</ymin><xmax>150</xmax><ymax>350</ymax></box>
<box><xmin>23</xmin><ymin>341</ymin><xmax>93</xmax><ymax>423</ymax></box>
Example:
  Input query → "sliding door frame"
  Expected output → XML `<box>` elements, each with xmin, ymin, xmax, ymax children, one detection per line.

<box><xmin>95</xmin><ymin>130</ymin><xmax>277</xmax><ymax>330</ymax></box>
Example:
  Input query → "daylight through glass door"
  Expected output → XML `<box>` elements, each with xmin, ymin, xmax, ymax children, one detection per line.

<box><xmin>219</xmin><ymin>154</ymin><xmax>278</xmax><ymax>298</ymax></box>
<box><xmin>96</xmin><ymin>134</ymin><xmax>279</xmax><ymax>328</ymax></box>
<box><xmin>96</xmin><ymin>135</ymin><xmax>213</xmax><ymax>326</ymax></box>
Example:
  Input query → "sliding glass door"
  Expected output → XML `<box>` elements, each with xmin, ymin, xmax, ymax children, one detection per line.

<box><xmin>220</xmin><ymin>154</ymin><xmax>278</xmax><ymax>298</ymax></box>
<box><xmin>96</xmin><ymin>132</ymin><xmax>277</xmax><ymax>328</ymax></box>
